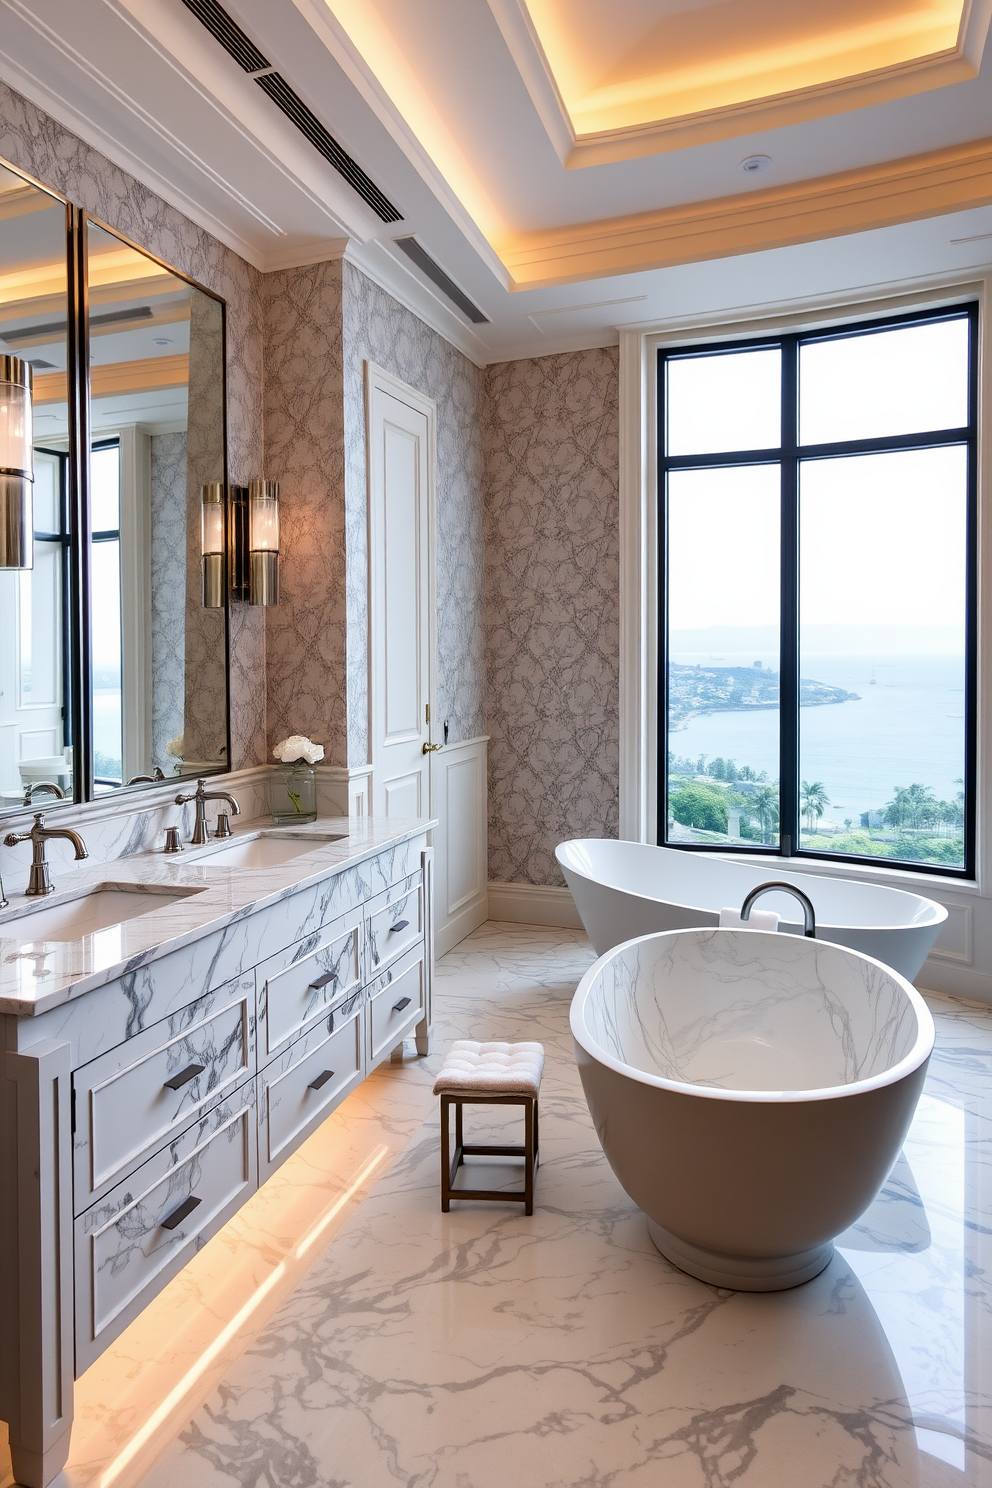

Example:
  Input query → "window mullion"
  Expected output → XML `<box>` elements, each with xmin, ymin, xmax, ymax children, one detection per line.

<box><xmin>779</xmin><ymin>337</ymin><xmax>799</xmax><ymax>858</ymax></box>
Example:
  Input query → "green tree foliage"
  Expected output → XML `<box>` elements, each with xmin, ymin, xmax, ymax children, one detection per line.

<box><xmin>884</xmin><ymin>783</ymin><xmax>939</xmax><ymax>831</ymax></box>
<box><xmin>669</xmin><ymin>783</ymin><xmax>728</xmax><ymax>833</ymax></box>
<box><xmin>801</xmin><ymin>780</ymin><xmax>829</xmax><ymax>833</ymax></box>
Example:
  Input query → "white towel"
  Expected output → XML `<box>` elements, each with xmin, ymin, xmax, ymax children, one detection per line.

<box><xmin>719</xmin><ymin>906</ymin><xmax>781</xmax><ymax>931</ymax></box>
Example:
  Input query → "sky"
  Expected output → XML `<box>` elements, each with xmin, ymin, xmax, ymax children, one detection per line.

<box><xmin>665</xmin><ymin>316</ymin><xmax>969</xmax><ymax>638</ymax></box>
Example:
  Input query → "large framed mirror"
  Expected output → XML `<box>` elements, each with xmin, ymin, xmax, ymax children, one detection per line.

<box><xmin>0</xmin><ymin>153</ymin><xmax>230</xmax><ymax>818</ymax></box>
<box><xmin>85</xmin><ymin>219</ymin><xmax>229</xmax><ymax>795</ymax></box>
<box><xmin>0</xmin><ymin>165</ymin><xmax>75</xmax><ymax>813</ymax></box>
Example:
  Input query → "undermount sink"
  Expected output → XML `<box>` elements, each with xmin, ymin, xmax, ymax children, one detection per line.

<box><xmin>189</xmin><ymin>833</ymin><xmax>346</xmax><ymax>869</ymax></box>
<box><xmin>0</xmin><ymin>885</ymin><xmax>204</xmax><ymax>943</ymax></box>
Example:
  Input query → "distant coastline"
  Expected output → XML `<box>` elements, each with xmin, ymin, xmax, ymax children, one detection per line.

<box><xmin>669</xmin><ymin>663</ymin><xmax>859</xmax><ymax>731</ymax></box>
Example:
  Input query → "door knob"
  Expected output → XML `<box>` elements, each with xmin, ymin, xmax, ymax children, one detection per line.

<box><xmin>422</xmin><ymin>742</ymin><xmax>442</xmax><ymax>754</ymax></box>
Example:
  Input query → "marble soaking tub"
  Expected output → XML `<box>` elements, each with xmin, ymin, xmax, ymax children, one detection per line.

<box><xmin>556</xmin><ymin>838</ymin><xmax>947</xmax><ymax>981</ymax></box>
<box><xmin>571</xmin><ymin>927</ymin><xmax>934</xmax><ymax>1291</ymax></box>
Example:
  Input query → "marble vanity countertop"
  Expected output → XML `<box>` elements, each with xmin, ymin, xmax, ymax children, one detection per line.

<box><xmin>0</xmin><ymin>816</ymin><xmax>433</xmax><ymax>1017</ymax></box>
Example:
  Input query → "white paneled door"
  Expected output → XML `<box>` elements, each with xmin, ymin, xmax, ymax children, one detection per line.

<box><xmin>367</xmin><ymin>366</ymin><xmax>436</xmax><ymax>822</ymax></box>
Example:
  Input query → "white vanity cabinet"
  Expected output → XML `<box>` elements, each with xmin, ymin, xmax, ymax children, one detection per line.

<box><xmin>0</xmin><ymin>827</ymin><xmax>433</xmax><ymax>1488</ymax></box>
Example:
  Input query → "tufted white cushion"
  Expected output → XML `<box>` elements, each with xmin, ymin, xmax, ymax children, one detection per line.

<box><xmin>433</xmin><ymin>1040</ymin><xmax>545</xmax><ymax>1098</ymax></box>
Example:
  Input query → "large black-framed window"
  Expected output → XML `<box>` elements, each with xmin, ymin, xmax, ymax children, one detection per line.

<box><xmin>658</xmin><ymin>302</ymin><xmax>978</xmax><ymax>880</ymax></box>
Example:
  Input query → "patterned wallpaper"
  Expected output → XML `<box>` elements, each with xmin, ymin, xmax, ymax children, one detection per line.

<box><xmin>149</xmin><ymin>433</ymin><xmax>186</xmax><ymax>768</ymax></box>
<box><xmin>263</xmin><ymin>260</ymin><xmax>348</xmax><ymax>764</ymax></box>
<box><xmin>484</xmin><ymin>347</ymin><xmax>621</xmax><ymax>886</ymax></box>
<box><xmin>0</xmin><ymin>82</ymin><xmax>268</xmax><ymax>769</ymax></box>
<box><xmin>341</xmin><ymin>261</ymin><xmax>485</xmax><ymax>767</ymax></box>
<box><xmin>0</xmin><ymin>82</ymin><xmax>621</xmax><ymax>892</ymax></box>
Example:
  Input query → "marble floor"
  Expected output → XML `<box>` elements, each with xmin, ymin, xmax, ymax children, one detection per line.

<box><xmin>8</xmin><ymin>922</ymin><xmax>992</xmax><ymax>1488</ymax></box>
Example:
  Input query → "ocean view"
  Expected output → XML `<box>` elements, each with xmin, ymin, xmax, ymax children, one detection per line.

<box><xmin>670</xmin><ymin>651</ymin><xmax>966</xmax><ymax>824</ymax></box>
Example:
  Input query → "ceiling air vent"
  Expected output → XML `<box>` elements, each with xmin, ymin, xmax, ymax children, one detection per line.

<box><xmin>180</xmin><ymin>0</ymin><xmax>403</xmax><ymax>225</ymax></box>
<box><xmin>3</xmin><ymin>308</ymin><xmax>154</xmax><ymax>345</ymax></box>
<box><xmin>392</xmin><ymin>237</ymin><xmax>489</xmax><ymax>325</ymax></box>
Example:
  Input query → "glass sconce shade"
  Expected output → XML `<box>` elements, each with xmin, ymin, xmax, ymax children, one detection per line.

<box><xmin>248</xmin><ymin>478</ymin><xmax>279</xmax><ymax>606</ymax></box>
<box><xmin>0</xmin><ymin>357</ymin><xmax>34</xmax><ymax>570</ymax></box>
<box><xmin>200</xmin><ymin>481</ymin><xmax>225</xmax><ymax>608</ymax></box>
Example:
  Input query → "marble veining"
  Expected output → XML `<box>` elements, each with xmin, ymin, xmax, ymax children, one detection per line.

<box><xmin>0</xmin><ymin>817</ymin><xmax>430</xmax><ymax>1018</ymax></box>
<box><xmin>118</xmin><ymin>924</ymin><xmax>992</xmax><ymax>1488</ymax></box>
<box><xmin>581</xmin><ymin>930</ymin><xmax>923</xmax><ymax>1091</ymax></box>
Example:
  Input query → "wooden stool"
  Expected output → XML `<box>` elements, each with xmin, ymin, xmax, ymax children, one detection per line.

<box><xmin>433</xmin><ymin>1040</ymin><xmax>545</xmax><ymax>1215</ymax></box>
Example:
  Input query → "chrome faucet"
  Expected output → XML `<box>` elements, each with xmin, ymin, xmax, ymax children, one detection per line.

<box><xmin>3</xmin><ymin>812</ymin><xmax>89</xmax><ymax>896</ymax></box>
<box><xmin>126</xmin><ymin>768</ymin><xmax>165</xmax><ymax>785</ymax></box>
<box><xmin>22</xmin><ymin>780</ymin><xmax>65</xmax><ymax>806</ymax></box>
<box><xmin>175</xmin><ymin>778</ymin><xmax>242</xmax><ymax>845</ymax></box>
<box><xmin>740</xmin><ymin>881</ymin><xmax>816</xmax><ymax>938</ymax></box>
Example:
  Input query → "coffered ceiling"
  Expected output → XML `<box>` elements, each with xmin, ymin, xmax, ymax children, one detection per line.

<box><xmin>1</xmin><ymin>0</ymin><xmax>991</xmax><ymax>363</ymax></box>
<box><xmin>491</xmin><ymin>0</ymin><xmax>985</xmax><ymax>160</ymax></box>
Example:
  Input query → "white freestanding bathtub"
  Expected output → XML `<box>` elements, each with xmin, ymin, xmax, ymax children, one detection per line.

<box><xmin>571</xmin><ymin>928</ymin><xmax>934</xmax><ymax>1290</ymax></box>
<box><xmin>556</xmin><ymin>838</ymin><xmax>947</xmax><ymax>982</ymax></box>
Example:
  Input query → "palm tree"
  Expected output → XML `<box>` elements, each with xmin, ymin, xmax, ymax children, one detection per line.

<box><xmin>801</xmin><ymin>780</ymin><xmax>829</xmax><ymax>834</ymax></box>
<box><xmin>752</xmin><ymin>785</ymin><xmax>779</xmax><ymax>845</ymax></box>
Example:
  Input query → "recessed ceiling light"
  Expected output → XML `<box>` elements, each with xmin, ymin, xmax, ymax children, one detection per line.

<box><xmin>152</xmin><ymin>336</ymin><xmax>173</xmax><ymax>346</ymax></box>
<box><xmin>739</xmin><ymin>155</ymin><xmax>772</xmax><ymax>176</ymax></box>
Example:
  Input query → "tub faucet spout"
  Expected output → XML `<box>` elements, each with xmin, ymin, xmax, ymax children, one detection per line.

<box><xmin>740</xmin><ymin>881</ymin><xmax>816</xmax><ymax>938</ymax></box>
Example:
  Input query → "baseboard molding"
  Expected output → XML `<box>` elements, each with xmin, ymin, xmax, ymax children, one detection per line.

<box><xmin>436</xmin><ymin>895</ymin><xmax>489</xmax><ymax>958</ymax></box>
<box><xmin>487</xmin><ymin>881</ymin><xmax>583</xmax><ymax>930</ymax></box>
<box><xmin>919</xmin><ymin>960</ymin><xmax>992</xmax><ymax>1007</ymax></box>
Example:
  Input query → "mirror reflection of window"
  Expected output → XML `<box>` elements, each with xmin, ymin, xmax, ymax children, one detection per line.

<box><xmin>0</xmin><ymin>165</ymin><xmax>73</xmax><ymax>812</ymax></box>
<box><xmin>91</xmin><ymin>440</ymin><xmax>123</xmax><ymax>791</ymax></box>
<box><xmin>85</xmin><ymin>219</ymin><xmax>228</xmax><ymax>794</ymax></box>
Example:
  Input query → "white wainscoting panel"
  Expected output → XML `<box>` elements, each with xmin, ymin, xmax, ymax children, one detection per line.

<box><xmin>929</xmin><ymin>901</ymin><xmax>974</xmax><ymax>965</ymax></box>
<box><xmin>432</xmin><ymin>737</ymin><xmax>489</xmax><ymax>956</ymax></box>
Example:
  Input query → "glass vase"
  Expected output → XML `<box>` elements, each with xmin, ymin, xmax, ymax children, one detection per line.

<box><xmin>272</xmin><ymin>761</ymin><xmax>317</xmax><ymax>825</ymax></box>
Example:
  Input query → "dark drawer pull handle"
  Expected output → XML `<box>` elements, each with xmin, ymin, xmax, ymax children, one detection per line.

<box><xmin>163</xmin><ymin>1063</ymin><xmax>205</xmax><ymax>1091</ymax></box>
<box><xmin>392</xmin><ymin>996</ymin><xmax>412</xmax><ymax>1013</ymax></box>
<box><xmin>308</xmin><ymin>970</ymin><xmax>337</xmax><ymax>991</ymax></box>
<box><xmin>308</xmin><ymin>1068</ymin><xmax>335</xmax><ymax>1090</ymax></box>
<box><xmin>161</xmin><ymin>1194</ymin><xmax>202</xmax><ymax>1231</ymax></box>
<box><xmin>389</xmin><ymin>920</ymin><xmax>409</xmax><ymax>933</ymax></box>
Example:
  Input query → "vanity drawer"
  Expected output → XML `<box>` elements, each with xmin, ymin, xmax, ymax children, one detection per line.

<box><xmin>72</xmin><ymin>974</ymin><xmax>255</xmax><ymax>1213</ymax></box>
<box><xmin>367</xmin><ymin>877</ymin><xmax>424</xmax><ymax>975</ymax></box>
<box><xmin>367</xmin><ymin>944</ymin><xmax>427</xmax><ymax>1066</ymax></box>
<box><xmin>74</xmin><ymin>1082</ymin><xmax>256</xmax><ymax>1373</ymax></box>
<box><xmin>258</xmin><ymin>918</ymin><xmax>361</xmax><ymax>1059</ymax></box>
<box><xmin>257</xmin><ymin>992</ymin><xmax>365</xmax><ymax>1182</ymax></box>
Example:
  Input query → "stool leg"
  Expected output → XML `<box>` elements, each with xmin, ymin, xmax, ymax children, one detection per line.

<box><xmin>455</xmin><ymin>1099</ymin><xmax>463</xmax><ymax>1154</ymax></box>
<box><xmin>524</xmin><ymin>1098</ymin><xmax>534</xmax><ymax>1216</ymax></box>
<box><xmin>440</xmin><ymin>1096</ymin><xmax>451</xmax><ymax>1213</ymax></box>
<box><xmin>533</xmin><ymin>1098</ymin><xmax>540</xmax><ymax>1169</ymax></box>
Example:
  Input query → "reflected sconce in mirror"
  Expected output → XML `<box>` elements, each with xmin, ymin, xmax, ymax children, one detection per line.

<box><xmin>0</xmin><ymin>356</ymin><xmax>34</xmax><ymax>570</ymax></box>
<box><xmin>248</xmin><ymin>478</ymin><xmax>279</xmax><ymax>606</ymax></box>
<box><xmin>200</xmin><ymin>481</ymin><xmax>225</xmax><ymax>607</ymax></box>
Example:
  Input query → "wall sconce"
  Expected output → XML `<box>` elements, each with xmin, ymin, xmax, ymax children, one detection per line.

<box><xmin>200</xmin><ymin>481</ymin><xmax>225</xmax><ymax>607</ymax></box>
<box><xmin>248</xmin><ymin>478</ymin><xmax>279</xmax><ymax>606</ymax></box>
<box><xmin>228</xmin><ymin>483</ymin><xmax>249</xmax><ymax>602</ymax></box>
<box><xmin>0</xmin><ymin>356</ymin><xmax>34</xmax><ymax>570</ymax></box>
